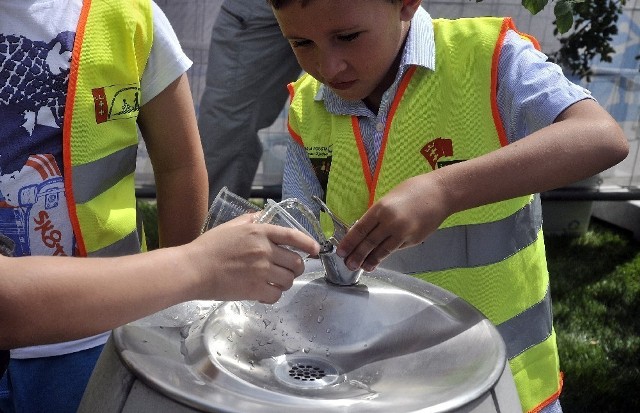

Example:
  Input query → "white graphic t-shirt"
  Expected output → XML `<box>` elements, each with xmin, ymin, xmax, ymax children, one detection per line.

<box><xmin>0</xmin><ymin>0</ymin><xmax>191</xmax><ymax>358</ymax></box>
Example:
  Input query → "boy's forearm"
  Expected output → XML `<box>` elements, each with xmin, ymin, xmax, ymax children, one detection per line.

<box><xmin>0</xmin><ymin>248</ymin><xmax>198</xmax><ymax>349</ymax></box>
<box><xmin>434</xmin><ymin>100</ymin><xmax>628</xmax><ymax>215</ymax></box>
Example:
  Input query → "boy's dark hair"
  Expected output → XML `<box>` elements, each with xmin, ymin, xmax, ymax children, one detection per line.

<box><xmin>267</xmin><ymin>0</ymin><xmax>400</xmax><ymax>9</ymax></box>
<box><xmin>266</xmin><ymin>0</ymin><xmax>308</xmax><ymax>8</ymax></box>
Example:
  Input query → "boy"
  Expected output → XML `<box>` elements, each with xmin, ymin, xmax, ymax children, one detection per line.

<box><xmin>270</xmin><ymin>0</ymin><xmax>629</xmax><ymax>412</ymax></box>
<box><xmin>1</xmin><ymin>0</ymin><xmax>208</xmax><ymax>411</ymax></box>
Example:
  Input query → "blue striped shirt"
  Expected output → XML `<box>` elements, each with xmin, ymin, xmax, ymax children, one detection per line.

<box><xmin>282</xmin><ymin>7</ymin><xmax>592</xmax><ymax>218</ymax></box>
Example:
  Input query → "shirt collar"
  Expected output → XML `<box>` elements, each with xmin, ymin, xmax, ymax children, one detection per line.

<box><xmin>315</xmin><ymin>7</ymin><xmax>435</xmax><ymax>112</ymax></box>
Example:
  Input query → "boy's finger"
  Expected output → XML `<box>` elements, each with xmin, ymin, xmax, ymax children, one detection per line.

<box><xmin>266</xmin><ymin>263</ymin><xmax>298</xmax><ymax>291</ymax></box>
<box><xmin>361</xmin><ymin>236</ymin><xmax>403</xmax><ymax>272</ymax></box>
<box><xmin>336</xmin><ymin>217</ymin><xmax>375</xmax><ymax>258</ymax></box>
<box><xmin>344</xmin><ymin>233</ymin><xmax>385</xmax><ymax>271</ymax></box>
<box><xmin>217</xmin><ymin>213</ymin><xmax>255</xmax><ymax>228</ymax></box>
<box><xmin>341</xmin><ymin>219</ymin><xmax>393</xmax><ymax>270</ymax></box>
<box><xmin>266</xmin><ymin>226</ymin><xmax>320</xmax><ymax>257</ymax></box>
<box><xmin>269</xmin><ymin>245</ymin><xmax>306</xmax><ymax>279</ymax></box>
<box><xmin>257</xmin><ymin>282</ymin><xmax>287</xmax><ymax>304</ymax></box>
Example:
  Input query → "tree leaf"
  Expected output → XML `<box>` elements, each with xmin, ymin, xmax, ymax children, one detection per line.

<box><xmin>554</xmin><ymin>0</ymin><xmax>575</xmax><ymax>34</ymax></box>
<box><xmin>522</xmin><ymin>0</ymin><xmax>549</xmax><ymax>15</ymax></box>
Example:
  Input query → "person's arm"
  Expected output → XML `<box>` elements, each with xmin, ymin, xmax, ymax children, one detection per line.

<box><xmin>337</xmin><ymin>98</ymin><xmax>629</xmax><ymax>271</ymax></box>
<box><xmin>0</xmin><ymin>215</ymin><xmax>320</xmax><ymax>349</ymax></box>
<box><xmin>138</xmin><ymin>73</ymin><xmax>209</xmax><ymax>247</ymax></box>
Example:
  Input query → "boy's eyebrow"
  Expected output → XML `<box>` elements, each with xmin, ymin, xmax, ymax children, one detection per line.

<box><xmin>330</xmin><ymin>26</ymin><xmax>361</xmax><ymax>35</ymax></box>
<box><xmin>283</xmin><ymin>25</ymin><xmax>362</xmax><ymax>40</ymax></box>
<box><xmin>282</xmin><ymin>33</ymin><xmax>306</xmax><ymax>41</ymax></box>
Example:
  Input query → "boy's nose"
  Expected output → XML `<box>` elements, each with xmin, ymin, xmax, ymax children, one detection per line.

<box><xmin>317</xmin><ymin>51</ymin><xmax>347</xmax><ymax>81</ymax></box>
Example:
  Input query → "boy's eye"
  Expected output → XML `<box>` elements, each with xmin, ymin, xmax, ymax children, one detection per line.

<box><xmin>290</xmin><ymin>39</ymin><xmax>312</xmax><ymax>48</ymax></box>
<box><xmin>337</xmin><ymin>32</ymin><xmax>360</xmax><ymax>42</ymax></box>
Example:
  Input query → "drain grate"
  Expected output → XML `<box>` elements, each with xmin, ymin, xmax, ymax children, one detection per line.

<box><xmin>289</xmin><ymin>363</ymin><xmax>327</xmax><ymax>381</ymax></box>
<box><xmin>275</xmin><ymin>357</ymin><xmax>340</xmax><ymax>389</ymax></box>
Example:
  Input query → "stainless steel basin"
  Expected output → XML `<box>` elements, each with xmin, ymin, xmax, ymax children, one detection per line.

<box><xmin>80</xmin><ymin>261</ymin><xmax>520</xmax><ymax>413</ymax></box>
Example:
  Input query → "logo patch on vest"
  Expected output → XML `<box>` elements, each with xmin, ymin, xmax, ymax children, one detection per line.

<box><xmin>306</xmin><ymin>145</ymin><xmax>332</xmax><ymax>193</ymax></box>
<box><xmin>420</xmin><ymin>137</ymin><xmax>453</xmax><ymax>169</ymax></box>
<box><xmin>92</xmin><ymin>84</ymin><xmax>141</xmax><ymax>124</ymax></box>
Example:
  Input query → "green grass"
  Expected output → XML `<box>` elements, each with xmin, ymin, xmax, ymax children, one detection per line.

<box><xmin>545</xmin><ymin>219</ymin><xmax>640</xmax><ymax>412</ymax></box>
<box><xmin>138</xmin><ymin>200</ymin><xmax>159</xmax><ymax>251</ymax></box>
<box><xmin>137</xmin><ymin>200</ymin><xmax>640</xmax><ymax>411</ymax></box>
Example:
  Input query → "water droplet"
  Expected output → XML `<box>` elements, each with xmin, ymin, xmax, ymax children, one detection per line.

<box><xmin>284</xmin><ymin>346</ymin><xmax>298</xmax><ymax>354</ymax></box>
<box><xmin>317</xmin><ymin>315</ymin><xmax>324</xmax><ymax>323</ymax></box>
<box><xmin>302</xmin><ymin>347</ymin><xmax>310</xmax><ymax>353</ymax></box>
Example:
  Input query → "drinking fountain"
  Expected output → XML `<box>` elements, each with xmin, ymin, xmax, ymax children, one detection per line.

<box><xmin>78</xmin><ymin>195</ymin><xmax>522</xmax><ymax>413</ymax></box>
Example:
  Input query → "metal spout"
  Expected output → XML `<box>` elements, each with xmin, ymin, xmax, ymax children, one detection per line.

<box><xmin>312</xmin><ymin>196</ymin><xmax>350</xmax><ymax>242</ymax></box>
<box><xmin>310</xmin><ymin>196</ymin><xmax>361</xmax><ymax>285</ymax></box>
<box><xmin>319</xmin><ymin>239</ymin><xmax>363</xmax><ymax>286</ymax></box>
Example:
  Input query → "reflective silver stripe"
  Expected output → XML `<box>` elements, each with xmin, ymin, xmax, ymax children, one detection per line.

<box><xmin>87</xmin><ymin>230</ymin><xmax>141</xmax><ymax>257</ymax></box>
<box><xmin>382</xmin><ymin>196</ymin><xmax>542</xmax><ymax>273</ymax></box>
<box><xmin>72</xmin><ymin>144</ymin><xmax>138</xmax><ymax>204</ymax></box>
<box><xmin>497</xmin><ymin>286</ymin><xmax>553</xmax><ymax>359</ymax></box>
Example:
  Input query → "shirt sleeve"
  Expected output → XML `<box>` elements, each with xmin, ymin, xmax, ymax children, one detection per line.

<box><xmin>497</xmin><ymin>30</ymin><xmax>594</xmax><ymax>144</ymax></box>
<box><xmin>140</xmin><ymin>1</ymin><xmax>193</xmax><ymax>105</ymax></box>
<box><xmin>282</xmin><ymin>138</ymin><xmax>324</xmax><ymax>221</ymax></box>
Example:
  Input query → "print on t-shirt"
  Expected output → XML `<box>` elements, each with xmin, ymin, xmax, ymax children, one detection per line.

<box><xmin>0</xmin><ymin>31</ymin><xmax>76</xmax><ymax>257</ymax></box>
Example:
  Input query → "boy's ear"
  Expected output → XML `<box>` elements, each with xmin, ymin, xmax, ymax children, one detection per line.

<box><xmin>400</xmin><ymin>0</ymin><xmax>422</xmax><ymax>21</ymax></box>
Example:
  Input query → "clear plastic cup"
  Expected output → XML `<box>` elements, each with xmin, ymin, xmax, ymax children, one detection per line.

<box><xmin>202</xmin><ymin>189</ymin><xmax>316</xmax><ymax>258</ymax></box>
<box><xmin>256</xmin><ymin>199</ymin><xmax>316</xmax><ymax>258</ymax></box>
<box><xmin>201</xmin><ymin>186</ymin><xmax>262</xmax><ymax>232</ymax></box>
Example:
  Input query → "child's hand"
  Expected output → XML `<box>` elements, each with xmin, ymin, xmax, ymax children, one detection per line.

<box><xmin>186</xmin><ymin>215</ymin><xmax>320</xmax><ymax>304</ymax></box>
<box><xmin>336</xmin><ymin>174</ymin><xmax>450</xmax><ymax>272</ymax></box>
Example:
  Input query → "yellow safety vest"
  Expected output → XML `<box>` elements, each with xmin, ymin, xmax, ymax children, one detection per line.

<box><xmin>288</xmin><ymin>17</ymin><xmax>561</xmax><ymax>413</ymax></box>
<box><xmin>64</xmin><ymin>0</ymin><xmax>152</xmax><ymax>257</ymax></box>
